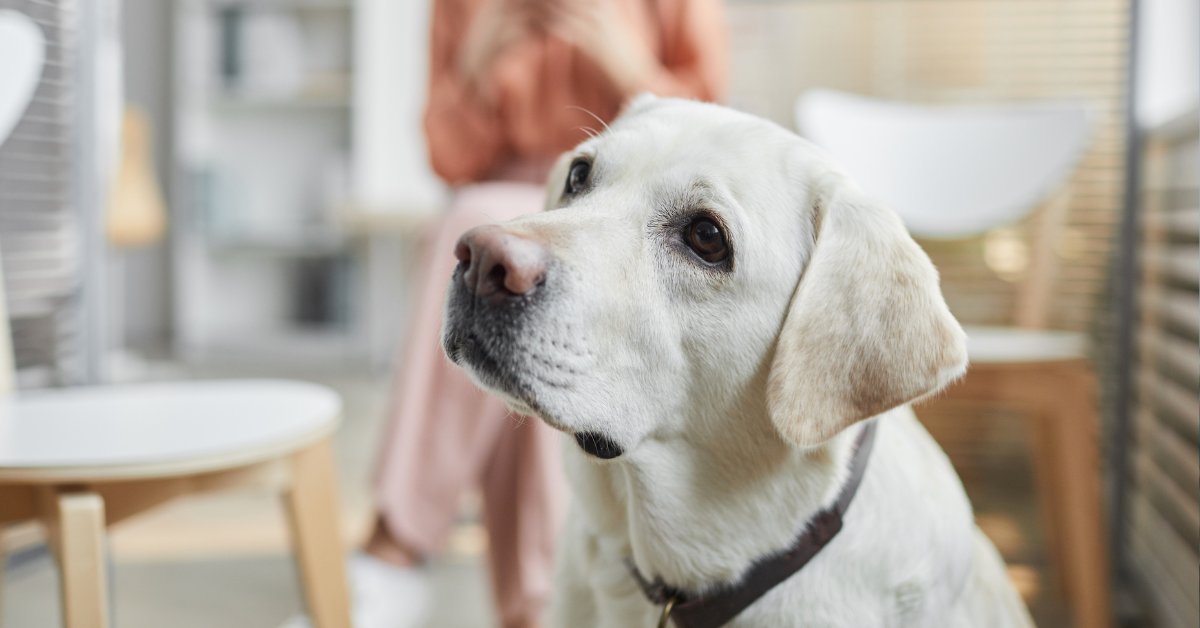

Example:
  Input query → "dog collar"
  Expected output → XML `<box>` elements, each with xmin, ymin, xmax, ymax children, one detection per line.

<box><xmin>628</xmin><ymin>419</ymin><xmax>879</xmax><ymax>628</ymax></box>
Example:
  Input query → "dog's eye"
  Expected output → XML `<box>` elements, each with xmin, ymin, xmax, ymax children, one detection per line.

<box><xmin>684</xmin><ymin>218</ymin><xmax>728</xmax><ymax>264</ymax></box>
<box><xmin>565</xmin><ymin>158</ymin><xmax>591</xmax><ymax>195</ymax></box>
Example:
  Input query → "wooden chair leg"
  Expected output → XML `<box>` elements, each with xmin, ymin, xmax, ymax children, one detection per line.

<box><xmin>1044</xmin><ymin>367</ymin><xmax>1111</xmax><ymax>628</ymax></box>
<box><xmin>945</xmin><ymin>363</ymin><xmax>1111</xmax><ymax>626</ymax></box>
<box><xmin>1025</xmin><ymin>406</ymin><xmax>1070</xmax><ymax>595</ymax></box>
<box><xmin>1</xmin><ymin>527</ymin><xmax>7</xmax><ymax>627</ymax></box>
<box><xmin>42</xmin><ymin>491</ymin><xmax>110</xmax><ymax>628</ymax></box>
<box><xmin>283</xmin><ymin>439</ymin><xmax>351</xmax><ymax>628</ymax></box>
<box><xmin>1</xmin><ymin>485</ymin><xmax>42</xmax><ymax>628</ymax></box>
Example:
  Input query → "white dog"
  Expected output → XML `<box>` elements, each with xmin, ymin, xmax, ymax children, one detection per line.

<box><xmin>442</xmin><ymin>96</ymin><xmax>1034</xmax><ymax>627</ymax></box>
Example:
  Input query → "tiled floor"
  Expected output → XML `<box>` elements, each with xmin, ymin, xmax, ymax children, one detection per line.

<box><xmin>3</xmin><ymin>366</ymin><xmax>1072</xmax><ymax>627</ymax></box>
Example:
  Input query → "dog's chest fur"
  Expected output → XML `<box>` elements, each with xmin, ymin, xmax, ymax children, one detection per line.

<box><xmin>550</xmin><ymin>409</ymin><xmax>995</xmax><ymax>627</ymax></box>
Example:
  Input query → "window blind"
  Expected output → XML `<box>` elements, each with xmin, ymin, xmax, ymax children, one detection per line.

<box><xmin>1127</xmin><ymin>109</ymin><xmax>1199</xmax><ymax>628</ymax></box>
<box><xmin>0</xmin><ymin>0</ymin><xmax>82</xmax><ymax>385</ymax></box>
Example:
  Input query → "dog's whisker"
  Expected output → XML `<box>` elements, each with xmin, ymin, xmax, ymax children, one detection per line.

<box><xmin>567</xmin><ymin>105</ymin><xmax>610</xmax><ymax>132</ymax></box>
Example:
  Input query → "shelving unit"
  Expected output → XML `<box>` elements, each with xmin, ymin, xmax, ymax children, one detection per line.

<box><xmin>171</xmin><ymin>0</ymin><xmax>362</xmax><ymax>365</ymax></box>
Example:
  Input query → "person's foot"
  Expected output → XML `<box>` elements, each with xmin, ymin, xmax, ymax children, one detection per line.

<box><xmin>279</xmin><ymin>552</ymin><xmax>430</xmax><ymax>628</ymax></box>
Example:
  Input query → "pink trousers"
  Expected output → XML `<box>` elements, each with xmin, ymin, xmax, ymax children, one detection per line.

<box><xmin>372</xmin><ymin>183</ymin><xmax>567</xmax><ymax>627</ymax></box>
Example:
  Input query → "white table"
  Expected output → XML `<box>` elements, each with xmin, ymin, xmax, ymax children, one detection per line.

<box><xmin>0</xmin><ymin>379</ymin><xmax>351</xmax><ymax>628</ymax></box>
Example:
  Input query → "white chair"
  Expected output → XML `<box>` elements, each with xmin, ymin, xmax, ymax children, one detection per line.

<box><xmin>0</xmin><ymin>9</ymin><xmax>44</xmax><ymax>147</ymax></box>
<box><xmin>798</xmin><ymin>89</ymin><xmax>1109</xmax><ymax>628</ymax></box>
<box><xmin>0</xmin><ymin>10</ymin><xmax>41</xmax><ymax>620</ymax></box>
<box><xmin>0</xmin><ymin>12</ymin><xmax>351</xmax><ymax>628</ymax></box>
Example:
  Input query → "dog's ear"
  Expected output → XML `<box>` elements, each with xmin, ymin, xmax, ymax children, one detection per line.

<box><xmin>543</xmin><ymin>152</ymin><xmax>573</xmax><ymax>211</ymax></box>
<box><xmin>767</xmin><ymin>173</ymin><xmax>967</xmax><ymax>447</ymax></box>
<box><xmin>624</xmin><ymin>92</ymin><xmax>659</xmax><ymax>113</ymax></box>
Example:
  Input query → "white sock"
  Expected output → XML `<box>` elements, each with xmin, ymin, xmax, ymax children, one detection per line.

<box><xmin>279</xmin><ymin>552</ymin><xmax>430</xmax><ymax>628</ymax></box>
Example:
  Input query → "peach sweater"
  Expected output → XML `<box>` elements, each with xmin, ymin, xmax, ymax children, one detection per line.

<box><xmin>423</xmin><ymin>0</ymin><xmax>728</xmax><ymax>184</ymax></box>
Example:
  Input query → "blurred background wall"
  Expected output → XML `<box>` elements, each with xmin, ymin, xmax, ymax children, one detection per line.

<box><xmin>119</xmin><ymin>0</ymin><xmax>173</xmax><ymax>352</ymax></box>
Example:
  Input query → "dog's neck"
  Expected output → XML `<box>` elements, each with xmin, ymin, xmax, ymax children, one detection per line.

<box><xmin>566</xmin><ymin>408</ymin><xmax>869</xmax><ymax>593</ymax></box>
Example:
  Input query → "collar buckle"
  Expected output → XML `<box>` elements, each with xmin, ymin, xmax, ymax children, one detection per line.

<box><xmin>657</xmin><ymin>595</ymin><xmax>678</xmax><ymax>628</ymax></box>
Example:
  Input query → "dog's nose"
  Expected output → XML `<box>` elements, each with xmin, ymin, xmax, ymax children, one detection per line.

<box><xmin>454</xmin><ymin>225</ymin><xmax>549</xmax><ymax>301</ymax></box>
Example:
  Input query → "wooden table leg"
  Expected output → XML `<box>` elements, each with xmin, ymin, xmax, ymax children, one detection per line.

<box><xmin>283</xmin><ymin>439</ymin><xmax>351</xmax><ymax>628</ymax></box>
<box><xmin>1043</xmin><ymin>366</ymin><xmax>1111</xmax><ymax>628</ymax></box>
<box><xmin>42</xmin><ymin>490</ymin><xmax>110</xmax><ymax>628</ymax></box>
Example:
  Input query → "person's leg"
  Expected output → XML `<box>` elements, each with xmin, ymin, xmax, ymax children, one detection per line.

<box><xmin>280</xmin><ymin>189</ymin><xmax>528</xmax><ymax>628</ymax></box>
<box><xmin>370</xmin><ymin>187</ymin><xmax>535</xmax><ymax>562</ymax></box>
<box><xmin>480</xmin><ymin>415</ymin><xmax>568</xmax><ymax>628</ymax></box>
<box><xmin>367</xmin><ymin>182</ymin><xmax>563</xmax><ymax>627</ymax></box>
<box><xmin>369</xmin><ymin>378</ymin><xmax>505</xmax><ymax>564</ymax></box>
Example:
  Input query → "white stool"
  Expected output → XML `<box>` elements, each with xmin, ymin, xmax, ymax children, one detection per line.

<box><xmin>0</xmin><ymin>379</ymin><xmax>352</xmax><ymax>628</ymax></box>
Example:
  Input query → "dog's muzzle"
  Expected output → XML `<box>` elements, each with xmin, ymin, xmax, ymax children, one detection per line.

<box><xmin>443</xmin><ymin>224</ymin><xmax>626</xmax><ymax>461</ymax></box>
<box><xmin>442</xmin><ymin>224</ymin><xmax>552</xmax><ymax>408</ymax></box>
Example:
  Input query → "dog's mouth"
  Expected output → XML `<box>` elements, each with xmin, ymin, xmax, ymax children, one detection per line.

<box><xmin>574</xmin><ymin>432</ymin><xmax>625</xmax><ymax>459</ymax></box>
<box><xmin>445</xmin><ymin>331</ymin><xmax>535</xmax><ymax>406</ymax></box>
<box><xmin>446</xmin><ymin>334</ymin><xmax>626</xmax><ymax>460</ymax></box>
<box><xmin>444</xmin><ymin>273</ymin><xmax>626</xmax><ymax>461</ymax></box>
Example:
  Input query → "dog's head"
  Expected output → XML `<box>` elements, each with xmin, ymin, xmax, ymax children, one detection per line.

<box><xmin>443</xmin><ymin>96</ymin><xmax>966</xmax><ymax>460</ymax></box>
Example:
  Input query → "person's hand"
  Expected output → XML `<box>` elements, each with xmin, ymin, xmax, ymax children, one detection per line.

<box><xmin>547</xmin><ymin>1</ymin><xmax>660</xmax><ymax>97</ymax></box>
<box><xmin>458</xmin><ymin>0</ymin><xmax>534</xmax><ymax>106</ymax></box>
